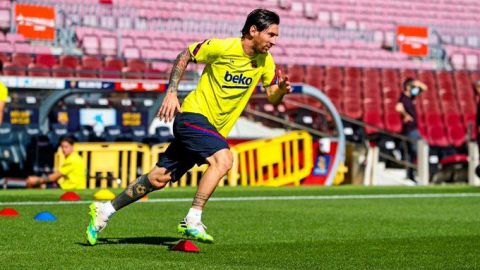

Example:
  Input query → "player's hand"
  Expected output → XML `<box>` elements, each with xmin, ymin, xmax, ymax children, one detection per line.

<box><xmin>26</xmin><ymin>176</ymin><xmax>40</xmax><ymax>188</ymax></box>
<box><xmin>157</xmin><ymin>91</ymin><xmax>181</xmax><ymax>123</ymax></box>
<box><xmin>278</xmin><ymin>69</ymin><xmax>292</xmax><ymax>95</ymax></box>
<box><xmin>403</xmin><ymin>114</ymin><xmax>413</xmax><ymax>123</ymax></box>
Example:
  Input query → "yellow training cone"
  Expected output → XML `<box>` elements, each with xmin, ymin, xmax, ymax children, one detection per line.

<box><xmin>94</xmin><ymin>189</ymin><xmax>116</xmax><ymax>201</ymax></box>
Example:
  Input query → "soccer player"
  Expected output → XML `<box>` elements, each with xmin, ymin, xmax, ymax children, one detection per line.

<box><xmin>26</xmin><ymin>136</ymin><xmax>86</xmax><ymax>189</ymax></box>
<box><xmin>0</xmin><ymin>60</ymin><xmax>8</xmax><ymax>126</ymax></box>
<box><xmin>86</xmin><ymin>8</ymin><xmax>291</xmax><ymax>245</ymax></box>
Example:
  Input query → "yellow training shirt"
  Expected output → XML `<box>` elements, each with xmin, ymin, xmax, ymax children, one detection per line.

<box><xmin>182</xmin><ymin>37</ymin><xmax>277</xmax><ymax>137</ymax></box>
<box><xmin>0</xmin><ymin>82</ymin><xmax>8</xmax><ymax>102</ymax></box>
<box><xmin>58</xmin><ymin>152</ymin><xmax>86</xmax><ymax>190</ymax></box>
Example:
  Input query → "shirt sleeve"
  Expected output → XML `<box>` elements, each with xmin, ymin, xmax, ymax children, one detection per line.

<box><xmin>262</xmin><ymin>54</ymin><xmax>277</xmax><ymax>87</ymax></box>
<box><xmin>188</xmin><ymin>38</ymin><xmax>225</xmax><ymax>64</ymax></box>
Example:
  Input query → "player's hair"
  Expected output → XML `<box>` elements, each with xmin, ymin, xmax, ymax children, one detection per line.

<box><xmin>403</xmin><ymin>77</ymin><xmax>415</xmax><ymax>91</ymax></box>
<box><xmin>241</xmin><ymin>9</ymin><xmax>280</xmax><ymax>38</ymax></box>
<box><xmin>60</xmin><ymin>136</ymin><xmax>75</xmax><ymax>145</ymax></box>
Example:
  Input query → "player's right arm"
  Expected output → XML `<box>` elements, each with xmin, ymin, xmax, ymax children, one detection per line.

<box><xmin>157</xmin><ymin>39</ymin><xmax>224</xmax><ymax>123</ymax></box>
<box><xmin>157</xmin><ymin>49</ymin><xmax>191</xmax><ymax>122</ymax></box>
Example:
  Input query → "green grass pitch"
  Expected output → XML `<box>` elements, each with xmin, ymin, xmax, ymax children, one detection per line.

<box><xmin>0</xmin><ymin>185</ymin><xmax>479</xmax><ymax>269</ymax></box>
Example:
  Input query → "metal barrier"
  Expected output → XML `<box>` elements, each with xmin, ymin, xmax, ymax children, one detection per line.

<box><xmin>232</xmin><ymin>131</ymin><xmax>313</xmax><ymax>187</ymax></box>
<box><xmin>55</xmin><ymin>131</ymin><xmax>313</xmax><ymax>188</ymax></box>
<box><xmin>55</xmin><ymin>142</ymin><xmax>150</xmax><ymax>189</ymax></box>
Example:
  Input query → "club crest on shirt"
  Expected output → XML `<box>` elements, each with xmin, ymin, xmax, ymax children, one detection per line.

<box><xmin>251</xmin><ymin>60</ymin><xmax>257</xmax><ymax>68</ymax></box>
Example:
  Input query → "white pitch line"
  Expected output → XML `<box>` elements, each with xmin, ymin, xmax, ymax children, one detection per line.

<box><xmin>0</xmin><ymin>193</ymin><xmax>480</xmax><ymax>206</ymax></box>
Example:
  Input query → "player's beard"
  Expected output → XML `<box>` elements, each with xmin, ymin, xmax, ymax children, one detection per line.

<box><xmin>253</xmin><ymin>43</ymin><xmax>269</xmax><ymax>54</ymax></box>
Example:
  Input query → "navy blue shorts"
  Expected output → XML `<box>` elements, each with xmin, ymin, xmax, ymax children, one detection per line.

<box><xmin>156</xmin><ymin>112</ymin><xmax>229</xmax><ymax>181</ymax></box>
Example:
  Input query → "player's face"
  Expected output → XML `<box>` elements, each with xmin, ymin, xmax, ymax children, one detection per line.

<box><xmin>60</xmin><ymin>141</ymin><xmax>74</xmax><ymax>156</ymax></box>
<box><xmin>252</xmin><ymin>24</ymin><xmax>279</xmax><ymax>54</ymax></box>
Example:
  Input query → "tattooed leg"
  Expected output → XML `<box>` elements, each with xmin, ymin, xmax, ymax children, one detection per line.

<box><xmin>190</xmin><ymin>149</ymin><xmax>233</xmax><ymax>210</ymax></box>
<box><xmin>192</xmin><ymin>192</ymin><xmax>211</xmax><ymax>209</ymax></box>
<box><xmin>111</xmin><ymin>174</ymin><xmax>155</xmax><ymax>211</ymax></box>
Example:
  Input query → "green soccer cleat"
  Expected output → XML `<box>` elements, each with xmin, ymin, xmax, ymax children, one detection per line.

<box><xmin>86</xmin><ymin>222</ymin><xmax>97</xmax><ymax>246</ymax></box>
<box><xmin>177</xmin><ymin>218</ymin><xmax>214</xmax><ymax>243</ymax></box>
<box><xmin>85</xmin><ymin>202</ymin><xmax>110</xmax><ymax>246</ymax></box>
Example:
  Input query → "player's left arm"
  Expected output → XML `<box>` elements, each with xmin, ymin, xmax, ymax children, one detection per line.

<box><xmin>26</xmin><ymin>171</ymin><xmax>63</xmax><ymax>186</ymax></box>
<box><xmin>264</xmin><ymin>70</ymin><xmax>291</xmax><ymax>105</ymax></box>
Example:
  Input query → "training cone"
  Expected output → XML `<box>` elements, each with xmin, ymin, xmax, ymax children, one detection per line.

<box><xmin>0</xmin><ymin>208</ymin><xmax>19</xmax><ymax>216</ymax></box>
<box><xmin>34</xmin><ymin>211</ymin><xmax>57</xmax><ymax>222</ymax></box>
<box><xmin>140</xmin><ymin>195</ymin><xmax>149</xmax><ymax>201</ymax></box>
<box><xmin>94</xmin><ymin>189</ymin><xmax>115</xmax><ymax>201</ymax></box>
<box><xmin>171</xmin><ymin>240</ymin><xmax>200</xmax><ymax>253</ymax></box>
<box><xmin>60</xmin><ymin>191</ymin><xmax>81</xmax><ymax>201</ymax></box>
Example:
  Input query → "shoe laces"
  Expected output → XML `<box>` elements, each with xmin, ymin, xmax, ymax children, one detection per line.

<box><xmin>94</xmin><ymin>204</ymin><xmax>110</xmax><ymax>230</ymax></box>
<box><xmin>186</xmin><ymin>218</ymin><xmax>207</xmax><ymax>232</ymax></box>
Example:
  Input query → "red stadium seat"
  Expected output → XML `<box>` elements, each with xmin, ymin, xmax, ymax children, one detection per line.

<box><xmin>384</xmin><ymin>112</ymin><xmax>402</xmax><ymax>133</ymax></box>
<box><xmin>144</xmin><ymin>69</ymin><xmax>165</xmax><ymax>80</ymax></box>
<box><xmin>0</xmin><ymin>52</ymin><xmax>9</xmax><ymax>63</ymax></box>
<box><xmin>427</xmin><ymin>125</ymin><xmax>449</xmax><ymax>147</ymax></box>
<box><xmin>447</xmin><ymin>124</ymin><xmax>466</xmax><ymax>147</ymax></box>
<box><xmin>28</xmin><ymin>63</ymin><xmax>50</xmax><ymax>77</ymax></box>
<box><xmin>305</xmin><ymin>65</ymin><xmax>323</xmax><ymax>78</ymax></box>
<box><xmin>424</xmin><ymin>112</ymin><xmax>443</xmax><ymax>126</ymax></box>
<box><xmin>3</xmin><ymin>62</ymin><xmax>26</xmax><ymax>76</ymax></box>
<box><xmin>77</xmin><ymin>66</ymin><xmax>98</xmax><ymax>78</ymax></box>
<box><xmin>444</xmin><ymin>113</ymin><xmax>462</xmax><ymax>124</ymax></box>
<box><xmin>105</xmin><ymin>57</ymin><xmax>125</xmax><ymax>70</ymax></box>
<box><xmin>287</xmin><ymin>65</ymin><xmax>305</xmax><ymax>83</ymax></box>
<box><xmin>344</xmin><ymin>67</ymin><xmax>361</xmax><ymax>78</ymax></box>
<box><xmin>439</xmin><ymin>92</ymin><xmax>455</xmax><ymax>102</ymax></box>
<box><xmin>127</xmin><ymin>59</ymin><xmax>147</xmax><ymax>71</ymax></box>
<box><xmin>36</xmin><ymin>54</ymin><xmax>57</xmax><ymax>68</ymax></box>
<box><xmin>60</xmin><ymin>55</ymin><xmax>79</xmax><ymax>69</ymax></box>
<box><xmin>52</xmin><ymin>64</ymin><xmax>75</xmax><ymax>78</ymax></box>
<box><xmin>82</xmin><ymin>56</ymin><xmax>103</xmax><ymax>69</ymax></box>
<box><xmin>343</xmin><ymin>100</ymin><xmax>363</xmax><ymax>119</ymax></box>
<box><xmin>363</xmin><ymin>110</ymin><xmax>384</xmax><ymax>134</ymax></box>
<box><xmin>100</xmin><ymin>66</ymin><xmax>122</xmax><ymax>78</ymax></box>
<box><xmin>123</xmin><ymin>67</ymin><xmax>143</xmax><ymax>79</ymax></box>
<box><xmin>12</xmin><ymin>53</ymin><xmax>32</xmax><ymax>67</ymax></box>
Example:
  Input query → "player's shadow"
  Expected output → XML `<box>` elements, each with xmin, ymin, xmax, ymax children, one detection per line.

<box><xmin>77</xmin><ymin>236</ymin><xmax>182</xmax><ymax>248</ymax></box>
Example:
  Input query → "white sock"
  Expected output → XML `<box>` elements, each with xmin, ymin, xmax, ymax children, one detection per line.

<box><xmin>103</xmin><ymin>201</ymin><xmax>116</xmax><ymax>217</ymax></box>
<box><xmin>186</xmin><ymin>207</ymin><xmax>202</xmax><ymax>222</ymax></box>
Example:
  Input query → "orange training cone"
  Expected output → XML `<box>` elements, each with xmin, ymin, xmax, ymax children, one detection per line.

<box><xmin>171</xmin><ymin>240</ymin><xmax>200</xmax><ymax>253</ymax></box>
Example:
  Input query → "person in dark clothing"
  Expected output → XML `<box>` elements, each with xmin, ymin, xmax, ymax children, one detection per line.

<box><xmin>395</xmin><ymin>78</ymin><xmax>427</xmax><ymax>181</ymax></box>
<box><xmin>473</xmin><ymin>81</ymin><xmax>480</xmax><ymax>178</ymax></box>
<box><xmin>474</xmin><ymin>80</ymin><xmax>480</xmax><ymax>138</ymax></box>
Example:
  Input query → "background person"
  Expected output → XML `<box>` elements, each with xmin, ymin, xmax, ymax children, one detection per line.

<box><xmin>395</xmin><ymin>78</ymin><xmax>428</xmax><ymax>181</ymax></box>
<box><xmin>26</xmin><ymin>136</ymin><xmax>86</xmax><ymax>189</ymax></box>
<box><xmin>0</xmin><ymin>60</ymin><xmax>8</xmax><ymax>126</ymax></box>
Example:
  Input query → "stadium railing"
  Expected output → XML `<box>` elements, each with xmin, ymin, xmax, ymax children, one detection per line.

<box><xmin>54</xmin><ymin>131</ymin><xmax>313</xmax><ymax>188</ymax></box>
<box><xmin>54</xmin><ymin>142</ymin><xmax>150</xmax><ymax>189</ymax></box>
